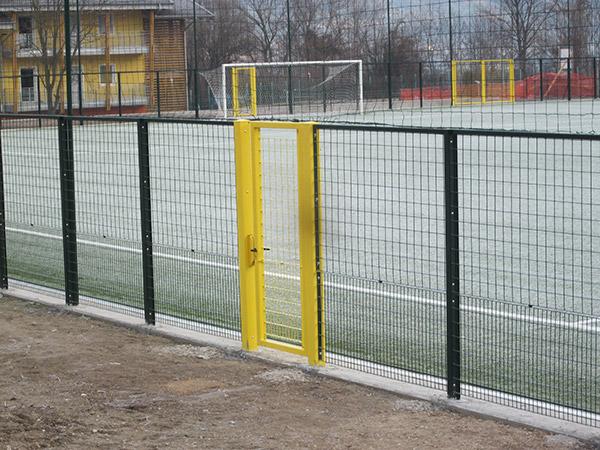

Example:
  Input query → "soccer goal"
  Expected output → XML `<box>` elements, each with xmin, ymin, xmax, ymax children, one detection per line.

<box><xmin>451</xmin><ymin>59</ymin><xmax>515</xmax><ymax>105</ymax></box>
<box><xmin>201</xmin><ymin>60</ymin><xmax>363</xmax><ymax>118</ymax></box>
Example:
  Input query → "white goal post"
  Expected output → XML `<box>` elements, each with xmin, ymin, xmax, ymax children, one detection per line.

<box><xmin>220</xmin><ymin>60</ymin><xmax>364</xmax><ymax>118</ymax></box>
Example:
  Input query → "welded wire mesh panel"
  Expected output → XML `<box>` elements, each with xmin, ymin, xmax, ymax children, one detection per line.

<box><xmin>462</xmin><ymin>300</ymin><xmax>599</xmax><ymax>426</ymax></box>
<box><xmin>2</xmin><ymin>118</ymin><xmax>63</xmax><ymax>291</ymax></box>
<box><xmin>149</xmin><ymin>122</ymin><xmax>240</xmax><ymax>338</ymax></box>
<box><xmin>261</xmin><ymin>131</ymin><xmax>302</xmax><ymax>345</ymax></box>
<box><xmin>458</xmin><ymin>134</ymin><xmax>600</xmax><ymax>425</ymax></box>
<box><xmin>73</xmin><ymin>120</ymin><xmax>143</xmax><ymax>318</ymax></box>
<box><xmin>318</xmin><ymin>126</ymin><xmax>446</xmax><ymax>390</ymax></box>
<box><xmin>459</xmin><ymin>136</ymin><xmax>600</xmax><ymax>314</ymax></box>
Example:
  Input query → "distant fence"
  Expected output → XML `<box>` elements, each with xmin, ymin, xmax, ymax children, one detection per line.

<box><xmin>2</xmin><ymin>57</ymin><xmax>599</xmax><ymax>118</ymax></box>
<box><xmin>394</xmin><ymin>57</ymin><xmax>599</xmax><ymax>103</ymax></box>
<box><xmin>401</xmin><ymin>72</ymin><xmax>599</xmax><ymax>101</ymax></box>
<box><xmin>0</xmin><ymin>113</ymin><xmax>598</xmax><ymax>428</ymax></box>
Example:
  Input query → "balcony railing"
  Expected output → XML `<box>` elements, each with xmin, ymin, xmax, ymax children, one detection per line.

<box><xmin>17</xmin><ymin>31</ymin><xmax>148</xmax><ymax>56</ymax></box>
<box><xmin>21</xmin><ymin>86</ymin><xmax>35</xmax><ymax>103</ymax></box>
<box><xmin>17</xmin><ymin>33</ymin><xmax>34</xmax><ymax>50</ymax></box>
<box><xmin>0</xmin><ymin>16</ymin><xmax>13</xmax><ymax>31</ymax></box>
<box><xmin>76</xmin><ymin>31</ymin><xmax>148</xmax><ymax>55</ymax></box>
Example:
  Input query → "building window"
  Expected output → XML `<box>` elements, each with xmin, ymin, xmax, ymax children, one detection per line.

<box><xmin>20</xmin><ymin>68</ymin><xmax>36</xmax><ymax>102</ymax></box>
<box><xmin>18</xmin><ymin>16</ymin><xmax>33</xmax><ymax>48</ymax></box>
<box><xmin>18</xmin><ymin>16</ymin><xmax>32</xmax><ymax>33</ymax></box>
<box><xmin>99</xmin><ymin>64</ymin><xmax>116</xmax><ymax>85</ymax></box>
<box><xmin>98</xmin><ymin>15</ymin><xmax>114</xmax><ymax>34</ymax></box>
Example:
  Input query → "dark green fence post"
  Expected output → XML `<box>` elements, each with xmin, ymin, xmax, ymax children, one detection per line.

<box><xmin>63</xmin><ymin>0</ymin><xmax>73</xmax><ymax>116</ymax></box>
<box><xmin>0</xmin><ymin>120</ymin><xmax>8</xmax><ymax>289</ymax></box>
<box><xmin>594</xmin><ymin>57</ymin><xmax>598</xmax><ymax>99</ymax></box>
<box><xmin>567</xmin><ymin>57</ymin><xmax>572</xmax><ymax>101</ymax></box>
<box><xmin>117</xmin><ymin>72</ymin><xmax>122</xmax><ymax>117</ymax></box>
<box><xmin>156</xmin><ymin>71</ymin><xmax>161</xmax><ymax>118</ymax></box>
<box><xmin>285</xmin><ymin>0</ymin><xmax>293</xmax><ymax>115</ymax></box>
<box><xmin>287</xmin><ymin>64</ymin><xmax>293</xmax><ymax>115</ymax></box>
<box><xmin>192</xmin><ymin>0</ymin><xmax>200</xmax><ymax>119</ymax></box>
<box><xmin>137</xmin><ymin>119</ymin><xmax>155</xmax><ymax>325</ymax></box>
<box><xmin>419</xmin><ymin>62</ymin><xmax>424</xmax><ymax>108</ymax></box>
<box><xmin>58</xmin><ymin>117</ymin><xmax>79</xmax><ymax>306</ymax></box>
<box><xmin>539</xmin><ymin>58</ymin><xmax>544</xmax><ymax>101</ymax></box>
<box><xmin>36</xmin><ymin>74</ymin><xmax>42</xmax><ymax>128</ymax></box>
<box><xmin>322</xmin><ymin>65</ymin><xmax>327</xmax><ymax>113</ymax></box>
<box><xmin>193</xmin><ymin>69</ymin><xmax>199</xmax><ymax>119</ymax></box>
<box><xmin>313</xmin><ymin>127</ymin><xmax>324</xmax><ymax>363</ymax></box>
<box><xmin>444</xmin><ymin>131</ymin><xmax>460</xmax><ymax>399</ymax></box>
<box><xmin>386</xmin><ymin>0</ymin><xmax>393</xmax><ymax>109</ymax></box>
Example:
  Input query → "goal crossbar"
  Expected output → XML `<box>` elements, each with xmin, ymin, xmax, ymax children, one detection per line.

<box><xmin>222</xmin><ymin>60</ymin><xmax>364</xmax><ymax>68</ymax></box>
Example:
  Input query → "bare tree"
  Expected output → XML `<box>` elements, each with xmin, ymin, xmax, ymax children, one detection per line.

<box><xmin>556</xmin><ymin>0</ymin><xmax>592</xmax><ymax>70</ymax></box>
<box><xmin>457</xmin><ymin>15</ymin><xmax>505</xmax><ymax>60</ymax></box>
<box><xmin>241</xmin><ymin>0</ymin><xmax>285</xmax><ymax>62</ymax></box>
<box><xmin>589</xmin><ymin>0</ymin><xmax>600</xmax><ymax>55</ymax></box>
<box><xmin>572</xmin><ymin>0</ymin><xmax>592</xmax><ymax>60</ymax></box>
<box><xmin>409</xmin><ymin>2</ymin><xmax>450</xmax><ymax>63</ymax></box>
<box><xmin>25</xmin><ymin>0</ymin><xmax>102</xmax><ymax>113</ymax></box>
<box><xmin>483</xmin><ymin>0</ymin><xmax>559</xmax><ymax>73</ymax></box>
<box><xmin>328</xmin><ymin>0</ymin><xmax>384</xmax><ymax>60</ymax></box>
<box><xmin>289</xmin><ymin>0</ymin><xmax>326</xmax><ymax>60</ymax></box>
<box><xmin>189</xmin><ymin>0</ymin><xmax>253</xmax><ymax>69</ymax></box>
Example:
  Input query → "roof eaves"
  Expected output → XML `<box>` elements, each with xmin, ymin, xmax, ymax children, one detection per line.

<box><xmin>0</xmin><ymin>1</ymin><xmax>175</xmax><ymax>13</ymax></box>
<box><xmin>158</xmin><ymin>0</ymin><xmax>214</xmax><ymax>19</ymax></box>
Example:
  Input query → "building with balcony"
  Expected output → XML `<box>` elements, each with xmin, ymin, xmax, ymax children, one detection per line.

<box><xmin>0</xmin><ymin>0</ymin><xmax>211</xmax><ymax>114</ymax></box>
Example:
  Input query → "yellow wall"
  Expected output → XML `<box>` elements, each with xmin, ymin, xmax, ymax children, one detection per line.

<box><xmin>79</xmin><ymin>11</ymin><xmax>146</xmax><ymax>49</ymax></box>
<box><xmin>0</xmin><ymin>10</ymin><xmax>149</xmax><ymax>111</ymax></box>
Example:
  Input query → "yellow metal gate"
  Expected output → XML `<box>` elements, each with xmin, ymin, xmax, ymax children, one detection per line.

<box><xmin>234</xmin><ymin>121</ymin><xmax>324</xmax><ymax>365</ymax></box>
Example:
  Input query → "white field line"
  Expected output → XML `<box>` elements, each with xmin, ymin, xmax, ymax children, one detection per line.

<box><xmin>575</xmin><ymin>318</ymin><xmax>600</xmax><ymax>326</ymax></box>
<box><xmin>8</xmin><ymin>227</ymin><xmax>237</xmax><ymax>272</ymax></box>
<box><xmin>8</xmin><ymin>226</ymin><xmax>600</xmax><ymax>334</ymax></box>
<box><xmin>6</xmin><ymin>152</ymin><xmax>57</xmax><ymax>158</ymax></box>
<box><xmin>9</xmin><ymin>278</ymin><xmax>599</xmax><ymax>426</ymax></box>
<box><xmin>325</xmin><ymin>283</ymin><xmax>600</xmax><ymax>333</ymax></box>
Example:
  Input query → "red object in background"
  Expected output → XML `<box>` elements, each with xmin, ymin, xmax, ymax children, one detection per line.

<box><xmin>399</xmin><ymin>72</ymin><xmax>596</xmax><ymax>101</ymax></box>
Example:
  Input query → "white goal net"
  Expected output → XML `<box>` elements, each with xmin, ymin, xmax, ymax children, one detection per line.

<box><xmin>199</xmin><ymin>60</ymin><xmax>363</xmax><ymax>118</ymax></box>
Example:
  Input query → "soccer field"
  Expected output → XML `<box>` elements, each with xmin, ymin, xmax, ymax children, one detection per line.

<box><xmin>2</xmin><ymin>111</ymin><xmax>599</xmax><ymax>424</ymax></box>
<box><xmin>332</xmin><ymin>98</ymin><xmax>600</xmax><ymax>134</ymax></box>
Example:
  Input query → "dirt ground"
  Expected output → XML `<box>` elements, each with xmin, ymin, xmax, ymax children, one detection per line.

<box><xmin>0</xmin><ymin>296</ymin><xmax>594</xmax><ymax>450</ymax></box>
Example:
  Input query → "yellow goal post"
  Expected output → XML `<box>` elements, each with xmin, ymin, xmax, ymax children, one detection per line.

<box><xmin>231</xmin><ymin>66</ymin><xmax>258</xmax><ymax>117</ymax></box>
<box><xmin>451</xmin><ymin>59</ymin><xmax>515</xmax><ymax>105</ymax></box>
